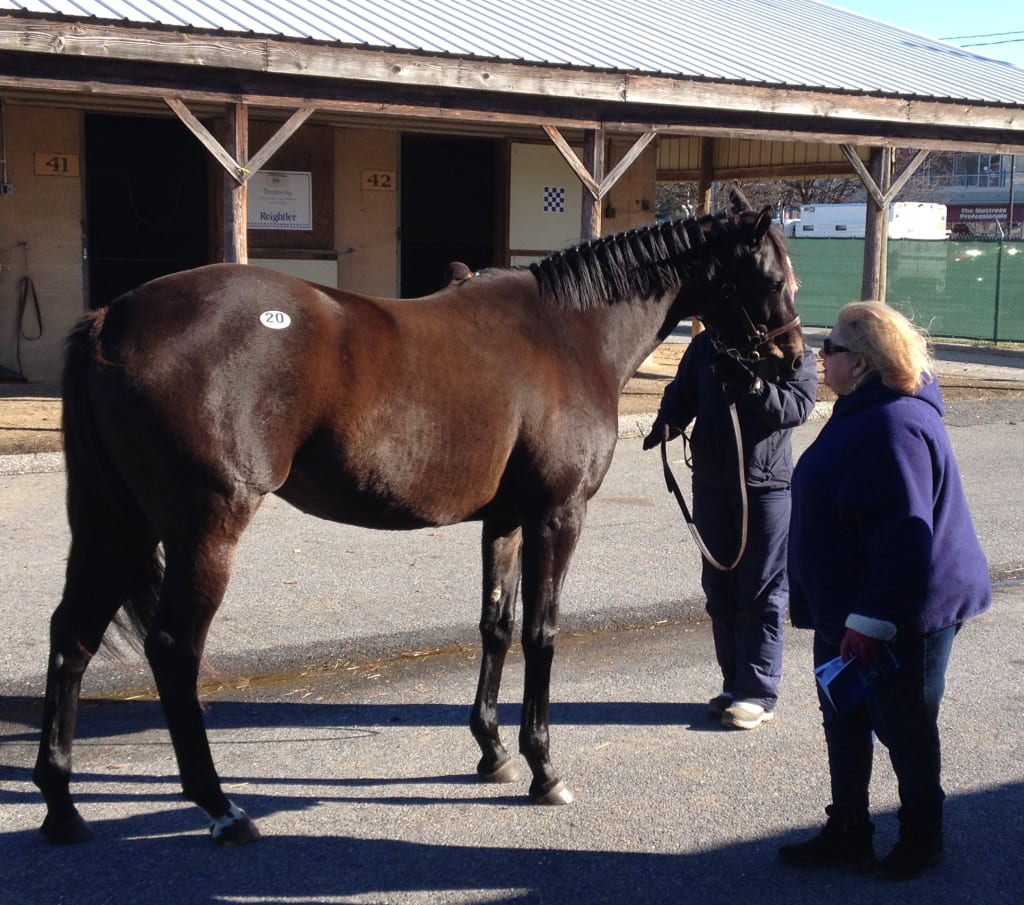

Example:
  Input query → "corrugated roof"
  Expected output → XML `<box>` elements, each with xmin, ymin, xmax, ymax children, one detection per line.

<box><xmin>3</xmin><ymin>0</ymin><xmax>1024</xmax><ymax>105</ymax></box>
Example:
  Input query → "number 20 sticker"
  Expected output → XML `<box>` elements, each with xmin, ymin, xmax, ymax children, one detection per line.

<box><xmin>260</xmin><ymin>310</ymin><xmax>292</xmax><ymax>330</ymax></box>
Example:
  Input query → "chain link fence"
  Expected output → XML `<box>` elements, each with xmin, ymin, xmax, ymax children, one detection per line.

<box><xmin>787</xmin><ymin>239</ymin><xmax>1024</xmax><ymax>341</ymax></box>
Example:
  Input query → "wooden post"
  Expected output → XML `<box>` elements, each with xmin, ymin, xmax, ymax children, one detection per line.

<box><xmin>689</xmin><ymin>137</ymin><xmax>716</xmax><ymax>336</ymax></box>
<box><xmin>861</xmin><ymin>146</ymin><xmax>892</xmax><ymax>301</ymax></box>
<box><xmin>581</xmin><ymin>128</ymin><xmax>605</xmax><ymax>240</ymax></box>
<box><xmin>697</xmin><ymin>137</ymin><xmax>715</xmax><ymax>215</ymax></box>
<box><xmin>223</xmin><ymin>102</ymin><xmax>248</xmax><ymax>264</ymax></box>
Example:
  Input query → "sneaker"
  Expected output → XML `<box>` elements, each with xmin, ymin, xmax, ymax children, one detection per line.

<box><xmin>778</xmin><ymin>817</ymin><xmax>876</xmax><ymax>873</ymax></box>
<box><xmin>876</xmin><ymin>834</ymin><xmax>943</xmax><ymax>881</ymax></box>
<box><xmin>707</xmin><ymin>692</ymin><xmax>733</xmax><ymax>716</ymax></box>
<box><xmin>721</xmin><ymin>700</ymin><xmax>775</xmax><ymax>729</ymax></box>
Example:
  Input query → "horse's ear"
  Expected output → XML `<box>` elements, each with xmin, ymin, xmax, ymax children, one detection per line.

<box><xmin>729</xmin><ymin>184</ymin><xmax>752</xmax><ymax>215</ymax></box>
<box><xmin>752</xmin><ymin>206</ymin><xmax>774</xmax><ymax>245</ymax></box>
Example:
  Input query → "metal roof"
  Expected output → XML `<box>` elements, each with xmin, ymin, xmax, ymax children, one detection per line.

<box><xmin>3</xmin><ymin>0</ymin><xmax>1024</xmax><ymax>105</ymax></box>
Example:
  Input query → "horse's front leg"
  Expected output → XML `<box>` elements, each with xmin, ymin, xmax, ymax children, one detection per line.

<box><xmin>518</xmin><ymin>501</ymin><xmax>585</xmax><ymax>805</ymax></box>
<box><xmin>471</xmin><ymin>519</ymin><xmax>523</xmax><ymax>784</ymax></box>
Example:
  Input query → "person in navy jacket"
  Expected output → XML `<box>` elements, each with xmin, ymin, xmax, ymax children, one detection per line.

<box><xmin>643</xmin><ymin>324</ymin><xmax>818</xmax><ymax>729</ymax></box>
<box><xmin>780</xmin><ymin>301</ymin><xmax>991</xmax><ymax>881</ymax></box>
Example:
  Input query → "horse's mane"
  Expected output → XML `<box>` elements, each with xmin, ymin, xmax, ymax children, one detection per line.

<box><xmin>529</xmin><ymin>217</ymin><xmax>717</xmax><ymax>311</ymax></box>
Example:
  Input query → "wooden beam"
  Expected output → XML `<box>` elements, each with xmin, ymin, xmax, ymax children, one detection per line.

<box><xmin>223</xmin><ymin>102</ymin><xmax>249</xmax><ymax>265</ymax></box>
<box><xmin>6</xmin><ymin>67</ymin><xmax>1024</xmax><ymax>154</ymax></box>
<box><xmin>861</xmin><ymin>146</ymin><xmax>893</xmax><ymax>301</ymax></box>
<box><xmin>246</xmin><ymin>106</ymin><xmax>317</xmax><ymax>174</ymax></box>
<box><xmin>166</xmin><ymin>97</ymin><xmax>246</xmax><ymax>183</ymax></box>
<box><xmin>601</xmin><ymin>131</ymin><xmax>656</xmax><ymax>193</ymax></box>
<box><xmin>842</xmin><ymin>144</ymin><xmax>931</xmax><ymax>209</ymax></box>
<box><xmin>4</xmin><ymin>19</ymin><xmax>1024</xmax><ymax>140</ymax></box>
<box><xmin>886</xmin><ymin>148</ymin><xmax>931</xmax><ymax>201</ymax></box>
<box><xmin>581</xmin><ymin>128</ymin><xmax>605</xmax><ymax>240</ymax></box>
<box><xmin>543</xmin><ymin>125</ymin><xmax>656</xmax><ymax>205</ymax></box>
<box><xmin>697</xmin><ymin>137</ymin><xmax>715</xmax><ymax>215</ymax></box>
<box><xmin>543</xmin><ymin>125</ymin><xmax>600</xmax><ymax>198</ymax></box>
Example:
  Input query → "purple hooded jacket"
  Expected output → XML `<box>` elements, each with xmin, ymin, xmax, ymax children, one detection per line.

<box><xmin>788</xmin><ymin>376</ymin><xmax>991</xmax><ymax>643</ymax></box>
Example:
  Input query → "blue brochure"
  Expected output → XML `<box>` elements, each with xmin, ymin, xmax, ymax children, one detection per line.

<box><xmin>815</xmin><ymin>646</ymin><xmax>900</xmax><ymax>713</ymax></box>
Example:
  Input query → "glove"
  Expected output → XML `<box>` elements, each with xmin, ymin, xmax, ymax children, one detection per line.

<box><xmin>642</xmin><ymin>415</ymin><xmax>680</xmax><ymax>451</ymax></box>
<box><xmin>713</xmin><ymin>352</ymin><xmax>760</xmax><ymax>395</ymax></box>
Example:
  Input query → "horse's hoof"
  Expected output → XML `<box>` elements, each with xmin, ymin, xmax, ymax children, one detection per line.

<box><xmin>211</xmin><ymin>813</ymin><xmax>261</xmax><ymax>846</ymax></box>
<box><xmin>477</xmin><ymin>757</ymin><xmax>521</xmax><ymax>784</ymax></box>
<box><xmin>40</xmin><ymin>810</ymin><xmax>94</xmax><ymax>845</ymax></box>
<box><xmin>530</xmin><ymin>779</ymin><xmax>574</xmax><ymax>806</ymax></box>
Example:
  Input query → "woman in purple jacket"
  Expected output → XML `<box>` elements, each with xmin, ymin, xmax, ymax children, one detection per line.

<box><xmin>781</xmin><ymin>301</ymin><xmax>991</xmax><ymax>881</ymax></box>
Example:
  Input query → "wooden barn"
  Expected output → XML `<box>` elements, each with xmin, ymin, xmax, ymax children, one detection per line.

<box><xmin>2</xmin><ymin>0</ymin><xmax>1024</xmax><ymax>378</ymax></box>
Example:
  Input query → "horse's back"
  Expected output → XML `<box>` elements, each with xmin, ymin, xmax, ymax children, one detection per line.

<box><xmin>69</xmin><ymin>263</ymin><xmax>620</xmax><ymax>533</ymax></box>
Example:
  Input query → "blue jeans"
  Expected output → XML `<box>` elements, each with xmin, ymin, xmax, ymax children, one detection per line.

<box><xmin>813</xmin><ymin>623</ymin><xmax>959</xmax><ymax>833</ymax></box>
<box><xmin>695</xmin><ymin>484</ymin><xmax>789</xmax><ymax>710</ymax></box>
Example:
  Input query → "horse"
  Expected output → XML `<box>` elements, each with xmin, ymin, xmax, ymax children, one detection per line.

<box><xmin>33</xmin><ymin>202</ymin><xmax>802</xmax><ymax>846</ymax></box>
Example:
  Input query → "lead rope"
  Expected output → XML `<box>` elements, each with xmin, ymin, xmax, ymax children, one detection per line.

<box><xmin>659</xmin><ymin>404</ymin><xmax>749</xmax><ymax>571</ymax></box>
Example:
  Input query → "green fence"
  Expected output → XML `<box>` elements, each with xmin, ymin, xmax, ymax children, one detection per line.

<box><xmin>787</xmin><ymin>239</ymin><xmax>1024</xmax><ymax>341</ymax></box>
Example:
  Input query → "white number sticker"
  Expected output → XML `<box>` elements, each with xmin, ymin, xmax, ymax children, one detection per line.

<box><xmin>259</xmin><ymin>310</ymin><xmax>291</xmax><ymax>330</ymax></box>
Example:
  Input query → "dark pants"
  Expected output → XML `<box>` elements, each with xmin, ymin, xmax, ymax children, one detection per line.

<box><xmin>813</xmin><ymin>624</ymin><xmax>959</xmax><ymax>834</ymax></box>
<box><xmin>694</xmin><ymin>483</ymin><xmax>789</xmax><ymax>710</ymax></box>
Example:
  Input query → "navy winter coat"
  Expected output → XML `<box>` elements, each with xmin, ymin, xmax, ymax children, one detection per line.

<box><xmin>657</xmin><ymin>330</ymin><xmax>819</xmax><ymax>491</ymax></box>
<box><xmin>788</xmin><ymin>377</ymin><xmax>991</xmax><ymax>642</ymax></box>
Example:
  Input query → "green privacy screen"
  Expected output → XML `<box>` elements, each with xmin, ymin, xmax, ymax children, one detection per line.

<box><xmin>786</xmin><ymin>239</ymin><xmax>1024</xmax><ymax>342</ymax></box>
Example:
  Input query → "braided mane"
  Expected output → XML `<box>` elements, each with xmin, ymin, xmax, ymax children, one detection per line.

<box><xmin>529</xmin><ymin>216</ymin><xmax>717</xmax><ymax>310</ymax></box>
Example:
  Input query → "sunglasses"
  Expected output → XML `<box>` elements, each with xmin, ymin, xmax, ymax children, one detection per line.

<box><xmin>822</xmin><ymin>338</ymin><xmax>850</xmax><ymax>355</ymax></box>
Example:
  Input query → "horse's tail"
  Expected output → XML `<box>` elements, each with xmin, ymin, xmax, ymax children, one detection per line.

<box><xmin>61</xmin><ymin>313</ymin><xmax>162</xmax><ymax>651</ymax></box>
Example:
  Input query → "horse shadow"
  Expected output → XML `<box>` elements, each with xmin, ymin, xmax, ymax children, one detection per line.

<box><xmin>0</xmin><ymin>781</ymin><xmax>1021</xmax><ymax>905</ymax></box>
<box><xmin>0</xmin><ymin>694</ymin><xmax>720</xmax><ymax>742</ymax></box>
<box><xmin>2</xmin><ymin>695</ymin><xmax>1022</xmax><ymax>903</ymax></box>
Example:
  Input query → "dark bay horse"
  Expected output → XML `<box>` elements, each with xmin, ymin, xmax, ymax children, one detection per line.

<box><xmin>34</xmin><ymin>207</ymin><xmax>801</xmax><ymax>845</ymax></box>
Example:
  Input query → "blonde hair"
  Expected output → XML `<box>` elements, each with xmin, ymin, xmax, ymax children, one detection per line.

<box><xmin>835</xmin><ymin>301</ymin><xmax>935</xmax><ymax>393</ymax></box>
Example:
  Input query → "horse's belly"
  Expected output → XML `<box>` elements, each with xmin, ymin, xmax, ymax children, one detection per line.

<box><xmin>275</xmin><ymin>462</ymin><xmax>493</xmax><ymax>530</ymax></box>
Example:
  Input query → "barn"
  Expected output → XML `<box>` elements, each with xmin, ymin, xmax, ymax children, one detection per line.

<box><xmin>2</xmin><ymin>0</ymin><xmax>1024</xmax><ymax>378</ymax></box>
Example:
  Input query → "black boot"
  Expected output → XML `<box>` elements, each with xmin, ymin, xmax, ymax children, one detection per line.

<box><xmin>778</xmin><ymin>807</ymin><xmax>875</xmax><ymax>873</ymax></box>
<box><xmin>876</xmin><ymin>829</ymin><xmax>943</xmax><ymax>881</ymax></box>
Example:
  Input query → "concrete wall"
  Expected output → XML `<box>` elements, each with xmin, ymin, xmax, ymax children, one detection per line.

<box><xmin>0</xmin><ymin>104</ymin><xmax>85</xmax><ymax>382</ymax></box>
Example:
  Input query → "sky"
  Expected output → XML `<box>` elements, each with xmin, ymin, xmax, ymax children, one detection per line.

<box><xmin>831</xmin><ymin>1</ymin><xmax>1024</xmax><ymax>68</ymax></box>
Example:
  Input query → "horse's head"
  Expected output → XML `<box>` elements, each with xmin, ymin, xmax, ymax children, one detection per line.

<box><xmin>675</xmin><ymin>190</ymin><xmax>804</xmax><ymax>385</ymax></box>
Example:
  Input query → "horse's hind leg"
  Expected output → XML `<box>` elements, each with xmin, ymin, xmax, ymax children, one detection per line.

<box><xmin>34</xmin><ymin>534</ymin><xmax>161</xmax><ymax>844</ymax></box>
<box><xmin>471</xmin><ymin>519</ymin><xmax>524</xmax><ymax>784</ymax></box>
<box><xmin>146</xmin><ymin>505</ymin><xmax>260</xmax><ymax>845</ymax></box>
<box><xmin>518</xmin><ymin>502</ymin><xmax>584</xmax><ymax>805</ymax></box>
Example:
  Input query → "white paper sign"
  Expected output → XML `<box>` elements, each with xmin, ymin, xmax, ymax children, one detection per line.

<box><xmin>247</xmin><ymin>170</ymin><xmax>312</xmax><ymax>231</ymax></box>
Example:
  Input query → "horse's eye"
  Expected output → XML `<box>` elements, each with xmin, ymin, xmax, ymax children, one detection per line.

<box><xmin>720</xmin><ymin>283</ymin><xmax>737</xmax><ymax>299</ymax></box>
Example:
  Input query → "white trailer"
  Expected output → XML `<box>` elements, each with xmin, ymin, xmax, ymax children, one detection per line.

<box><xmin>794</xmin><ymin>202</ymin><xmax>947</xmax><ymax>240</ymax></box>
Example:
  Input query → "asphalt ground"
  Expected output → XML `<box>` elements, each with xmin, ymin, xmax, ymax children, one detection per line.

<box><xmin>0</xmin><ymin>588</ymin><xmax>1021</xmax><ymax>904</ymax></box>
<box><xmin>1</xmin><ymin>336</ymin><xmax>1023</xmax><ymax>903</ymax></box>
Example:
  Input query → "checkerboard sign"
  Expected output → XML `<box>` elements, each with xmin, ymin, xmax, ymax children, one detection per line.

<box><xmin>543</xmin><ymin>186</ymin><xmax>566</xmax><ymax>213</ymax></box>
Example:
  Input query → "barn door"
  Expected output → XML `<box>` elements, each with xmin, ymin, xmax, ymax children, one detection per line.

<box><xmin>399</xmin><ymin>134</ymin><xmax>499</xmax><ymax>298</ymax></box>
<box><xmin>84</xmin><ymin>113</ymin><xmax>209</xmax><ymax>308</ymax></box>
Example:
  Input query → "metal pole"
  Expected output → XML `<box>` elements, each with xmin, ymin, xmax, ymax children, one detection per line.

<box><xmin>993</xmin><ymin>155</ymin><xmax>1016</xmax><ymax>341</ymax></box>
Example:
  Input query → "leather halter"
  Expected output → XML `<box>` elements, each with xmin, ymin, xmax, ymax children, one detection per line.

<box><xmin>736</xmin><ymin>308</ymin><xmax>802</xmax><ymax>358</ymax></box>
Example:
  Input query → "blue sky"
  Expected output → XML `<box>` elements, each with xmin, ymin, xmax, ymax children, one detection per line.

<box><xmin>832</xmin><ymin>1</ymin><xmax>1024</xmax><ymax>68</ymax></box>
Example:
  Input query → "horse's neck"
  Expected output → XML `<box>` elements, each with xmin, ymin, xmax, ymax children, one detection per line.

<box><xmin>594</xmin><ymin>291</ymin><xmax>680</xmax><ymax>391</ymax></box>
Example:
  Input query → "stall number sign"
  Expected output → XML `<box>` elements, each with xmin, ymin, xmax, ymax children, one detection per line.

<box><xmin>247</xmin><ymin>170</ymin><xmax>312</xmax><ymax>230</ymax></box>
<box><xmin>35</xmin><ymin>153</ymin><xmax>80</xmax><ymax>177</ymax></box>
<box><xmin>362</xmin><ymin>170</ymin><xmax>395</xmax><ymax>191</ymax></box>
